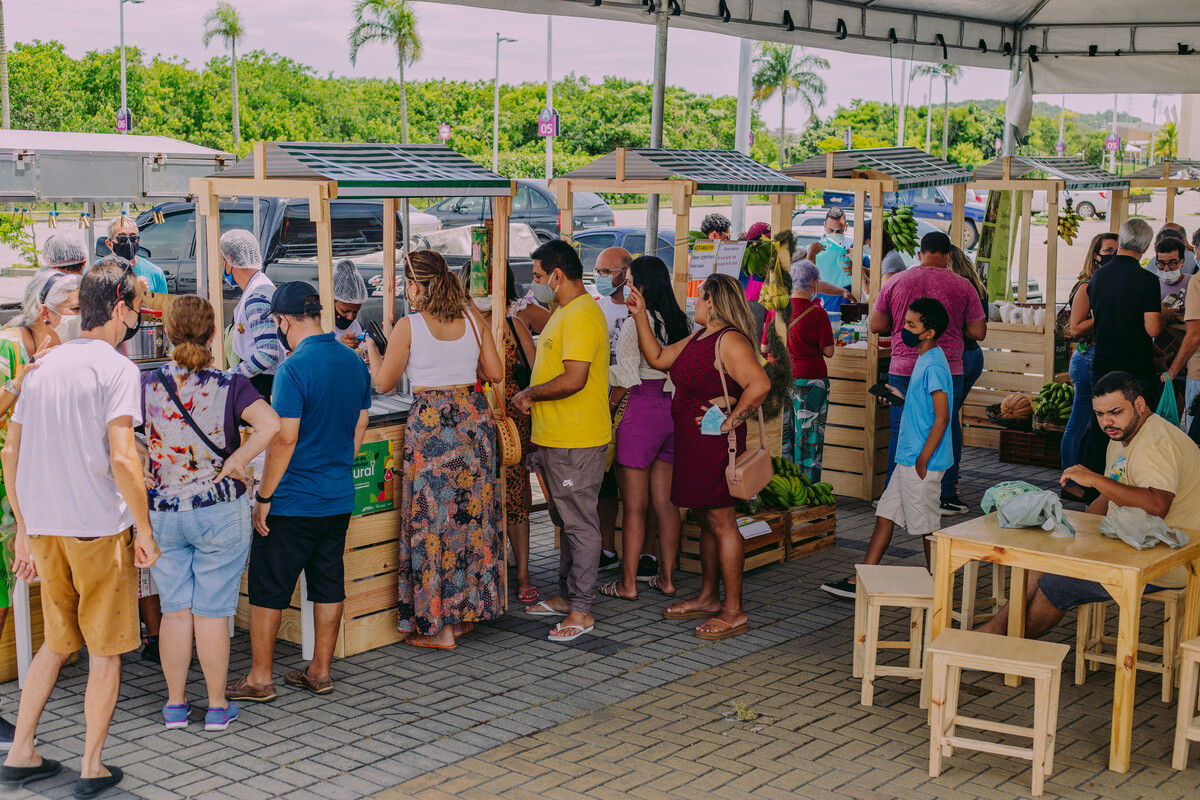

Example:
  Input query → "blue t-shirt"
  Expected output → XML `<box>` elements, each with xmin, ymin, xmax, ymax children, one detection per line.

<box><xmin>271</xmin><ymin>333</ymin><xmax>373</xmax><ymax>515</ymax></box>
<box><xmin>134</xmin><ymin>256</ymin><xmax>169</xmax><ymax>294</ymax></box>
<box><xmin>895</xmin><ymin>347</ymin><xmax>954</xmax><ymax>471</ymax></box>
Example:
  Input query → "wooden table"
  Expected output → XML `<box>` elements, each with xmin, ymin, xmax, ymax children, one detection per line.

<box><xmin>930</xmin><ymin>510</ymin><xmax>1200</xmax><ymax>773</ymax></box>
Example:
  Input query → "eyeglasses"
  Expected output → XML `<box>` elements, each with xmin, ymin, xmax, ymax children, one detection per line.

<box><xmin>1159</xmin><ymin>258</ymin><xmax>1184</xmax><ymax>269</ymax></box>
<box><xmin>113</xmin><ymin>235</ymin><xmax>140</xmax><ymax>244</ymax></box>
<box><xmin>595</xmin><ymin>267</ymin><xmax>626</xmax><ymax>277</ymax></box>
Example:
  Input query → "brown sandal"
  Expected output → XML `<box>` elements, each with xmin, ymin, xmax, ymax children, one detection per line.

<box><xmin>284</xmin><ymin>669</ymin><xmax>334</xmax><ymax>695</ymax></box>
<box><xmin>695</xmin><ymin>617</ymin><xmax>748</xmax><ymax>640</ymax></box>
<box><xmin>663</xmin><ymin>602</ymin><xmax>720</xmax><ymax>620</ymax></box>
<box><xmin>225</xmin><ymin>676</ymin><xmax>277</xmax><ymax>702</ymax></box>
<box><xmin>599</xmin><ymin>580</ymin><xmax>637</xmax><ymax>601</ymax></box>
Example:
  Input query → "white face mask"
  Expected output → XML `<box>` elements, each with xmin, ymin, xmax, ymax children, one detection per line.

<box><xmin>530</xmin><ymin>279</ymin><xmax>556</xmax><ymax>304</ymax></box>
<box><xmin>825</xmin><ymin>232</ymin><xmax>845</xmax><ymax>247</ymax></box>
<box><xmin>51</xmin><ymin>312</ymin><xmax>82</xmax><ymax>343</ymax></box>
<box><xmin>1161</xmin><ymin>269</ymin><xmax>1183</xmax><ymax>285</ymax></box>
<box><xmin>475</xmin><ymin>297</ymin><xmax>494</xmax><ymax>312</ymax></box>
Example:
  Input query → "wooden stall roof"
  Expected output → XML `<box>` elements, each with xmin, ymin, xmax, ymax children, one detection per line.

<box><xmin>1125</xmin><ymin>159</ymin><xmax>1200</xmax><ymax>180</ymax></box>
<box><xmin>782</xmin><ymin>147</ymin><xmax>972</xmax><ymax>189</ymax></box>
<box><xmin>971</xmin><ymin>156</ymin><xmax>1127</xmax><ymax>190</ymax></box>
<box><xmin>214</xmin><ymin>142</ymin><xmax>513</xmax><ymax>198</ymax></box>
<box><xmin>559</xmin><ymin>148</ymin><xmax>806</xmax><ymax>194</ymax></box>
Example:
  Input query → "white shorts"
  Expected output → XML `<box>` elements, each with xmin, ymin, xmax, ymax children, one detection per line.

<box><xmin>877</xmin><ymin>464</ymin><xmax>945</xmax><ymax>536</ymax></box>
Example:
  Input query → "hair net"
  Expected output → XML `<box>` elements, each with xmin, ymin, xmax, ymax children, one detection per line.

<box><xmin>220</xmin><ymin>228</ymin><xmax>263</xmax><ymax>271</ymax></box>
<box><xmin>41</xmin><ymin>234</ymin><xmax>88</xmax><ymax>268</ymax></box>
<box><xmin>333</xmin><ymin>259</ymin><xmax>368</xmax><ymax>304</ymax></box>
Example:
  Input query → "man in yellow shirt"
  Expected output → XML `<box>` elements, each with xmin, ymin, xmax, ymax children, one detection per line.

<box><xmin>512</xmin><ymin>240</ymin><xmax>610</xmax><ymax>643</ymax></box>
<box><xmin>980</xmin><ymin>371</ymin><xmax>1197</xmax><ymax>638</ymax></box>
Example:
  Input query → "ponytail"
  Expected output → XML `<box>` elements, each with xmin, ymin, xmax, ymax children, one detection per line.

<box><xmin>165</xmin><ymin>294</ymin><xmax>216</xmax><ymax>372</ymax></box>
<box><xmin>406</xmin><ymin>250</ymin><xmax>467</xmax><ymax>323</ymax></box>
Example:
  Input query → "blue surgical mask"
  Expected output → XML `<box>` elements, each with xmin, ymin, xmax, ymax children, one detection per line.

<box><xmin>223</xmin><ymin>270</ymin><xmax>237</xmax><ymax>289</ymax></box>
<box><xmin>700</xmin><ymin>404</ymin><xmax>728</xmax><ymax>435</ymax></box>
<box><xmin>900</xmin><ymin>328</ymin><xmax>923</xmax><ymax>349</ymax></box>
<box><xmin>594</xmin><ymin>270</ymin><xmax>624</xmax><ymax>297</ymax></box>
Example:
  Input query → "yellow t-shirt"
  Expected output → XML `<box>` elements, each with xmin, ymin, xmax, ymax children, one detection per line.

<box><xmin>1104</xmin><ymin>412</ymin><xmax>1200</xmax><ymax>587</ymax></box>
<box><xmin>531</xmin><ymin>293</ymin><xmax>611</xmax><ymax>449</ymax></box>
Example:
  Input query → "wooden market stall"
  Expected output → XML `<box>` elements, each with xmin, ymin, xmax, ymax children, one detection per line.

<box><xmin>782</xmin><ymin>147</ymin><xmax>974</xmax><ymax>500</ymax></box>
<box><xmin>192</xmin><ymin>141</ymin><xmax>517</xmax><ymax>658</ymax></box>
<box><xmin>1123</xmin><ymin>159</ymin><xmax>1200</xmax><ymax>228</ymax></box>
<box><xmin>964</xmin><ymin>156</ymin><xmax>1127</xmax><ymax>450</ymax></box>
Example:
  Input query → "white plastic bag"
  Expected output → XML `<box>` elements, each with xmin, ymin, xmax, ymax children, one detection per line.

<box><xmin>995</xmin><ymin>491</ymin><xmax>1076</xmax><ymax>536</ymax></box>
<box><xmin>1098</xmin><ymin>506</ymin><xmax>1189</xmax><ymax>550</ymax></box>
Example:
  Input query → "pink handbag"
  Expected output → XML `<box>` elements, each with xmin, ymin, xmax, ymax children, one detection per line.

<box><xmin>715</xmin><ymin>330</ymin><xmax>772</xmax><ymax>501</ymax></box>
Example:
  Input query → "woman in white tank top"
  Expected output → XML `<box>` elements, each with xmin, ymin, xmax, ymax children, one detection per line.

<box><xmin>365</xmin><ymin>251</ymin><xmax>505</xmax><ymax>649</ymax></box>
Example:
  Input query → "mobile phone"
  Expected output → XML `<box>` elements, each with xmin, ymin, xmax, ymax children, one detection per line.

<box><xmin>869</xmin><ymin>382</ymin><xmax>904</xmax><ymax>406</ymax></box>
<box><xmin>367</xmin><ymin>321</ymin><xmax>388</xmax><ymax>354</ymax></box>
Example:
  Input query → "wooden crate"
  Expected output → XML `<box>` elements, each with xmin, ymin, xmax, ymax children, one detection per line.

<box><xmin>678</xmin><ymin>510</ymin><xmax>785</xmax><ymax>574</ymax></box>
<box><xmin>999</xmin><ymin>429</ymin><xmax>1062</xmax><ymax>470</ymax></box>
<box><xmin>780</xmin><ymin>504</ymin><xmax>837</xmax><ymax>561</ymax></box>
<box><xmin>825</xmin><ymin>347</ymin><xmax>890</xmax><ymax>500</ymax></box>
<box><xmin>0</xmin><ymin>583</ymin><xmax>43</xmax><ymax>684</ymax></box>
<box><xmin>745</xmin><ymin>411</ymin><xmax>785</xmax><ymax>458</ymax></box>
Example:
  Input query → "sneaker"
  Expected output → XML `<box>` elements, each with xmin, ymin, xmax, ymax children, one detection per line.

<box><xmin>0</xmin><ymin>716</ymin><xmax>13</xmax><ymax>751</ymax></box>
<box><xmin>820</xmin><ymin>578</ymin><xmax>856</xmax><ymax>601</ymax></box>
<box><xmin>635</xmin><ymin>555</ymin><xmax>659</xmax><ymax>582</ymax></box>
<box><xmin>204</xmin><ymin>702</ymin><xmax>239</xmax><ymax>732</ymax></box>
<box><xmin>939</xmin><ymin>496</ymin><xmax>969</xmax><ymax>516</ymax></box>
<box><xmin>140</xmin><ymin>635</ymin><xmax>160</xmax><ymax>665</ymax></box>
<box><xmin>598</xmin><ymin>551</ymin><xmax>620</xmax><ymax>572</ymax></box>
<box><xmin>162</xmin><ymin>703</ymin><xmax>189</xmax><ymax>729</ymax></box>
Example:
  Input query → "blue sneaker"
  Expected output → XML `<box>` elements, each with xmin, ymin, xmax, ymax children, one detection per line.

<box><xmin>204</xmin><ymin>702</ymin><xmax>239</xmax><ymax>732</ymax></box>
<box><xmin>162</xmin><ymin>702</ymin><xmax>190</xmax><ymax>729</ymax></box>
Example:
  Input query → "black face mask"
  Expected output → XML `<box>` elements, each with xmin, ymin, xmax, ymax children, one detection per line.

<box><xmin>334</xmin><ymin>314</ymin><xmax>353</xmax><ymax>331</ymax></box>
<box><xmin>1097</xmin><ymin>252</ymin><xmax>1117</xmax><ymax>268</ymax></box>
<box><xmin>122</xmin><ymin>307</ymin><xmax>142</xmax><ymax>342</ymax></box>
<box><xmin>277</xmin><ymin>323</ymin><xmax>292</xmax><ymax>353</ymax></box>
<box><xmin>112</xmin><ymin>238</ymin><xmax>138</xmax><ymax>261</ymax></box>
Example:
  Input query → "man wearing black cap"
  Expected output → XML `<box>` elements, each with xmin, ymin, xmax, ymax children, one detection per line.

<box><xmin>227</xmin><ymin>282</ymin><xmax>373</xmax><ymax>701</ymax></box>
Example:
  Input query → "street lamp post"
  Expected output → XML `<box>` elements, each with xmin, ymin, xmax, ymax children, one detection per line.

<box><xmin>492</xmin><ymin>33</ymin><xmax>516</xmax><ymax>174</ymax></box>
<box><xmin>118</xmin><ymin>0</ymin><xmax>145</xmax><ymax>135</ymax></box>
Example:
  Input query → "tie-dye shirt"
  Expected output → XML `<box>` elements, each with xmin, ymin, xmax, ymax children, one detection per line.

<box><xmin>140</xmin><ymin>363</ymin><xmax>262</xmax><ymax>512</ymax></box>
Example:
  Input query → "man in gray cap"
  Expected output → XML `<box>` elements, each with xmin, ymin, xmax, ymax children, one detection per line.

<box><xmin>222</xmin><ymin>229</ymin><xmax>285</xmax><ymax>398</ymax></box>
<box><xmin>332</xmin><ymin>259</ymin><xmax>368</xmax><ymax>349</ymax></box>
<box><xmin>39</xmin><ymin>234</ymin><xmax>88</xmax><ymax>275</ymax></box>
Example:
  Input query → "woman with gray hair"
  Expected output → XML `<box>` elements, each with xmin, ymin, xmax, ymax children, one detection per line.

<box><xmin>333</xmin><ymin>259</ymin><xmax>369</xmax><ymax>349</ymax></box>
<box><xmin>782</xmin><ymin>259</ymin><xmax>835</xmax><ymax>480</ymax></box>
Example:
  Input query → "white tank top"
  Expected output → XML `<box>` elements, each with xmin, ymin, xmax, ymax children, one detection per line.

<box><xmin>405</xmin><ymin>312</ymin><xmax>481</xmax><ymax>387</ymax></box>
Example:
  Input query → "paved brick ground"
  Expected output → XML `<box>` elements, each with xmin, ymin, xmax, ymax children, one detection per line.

<box><xmin>4</xmin><ymin>447</ymin><xmax>1199</xmax><ymax>799</ymax></box>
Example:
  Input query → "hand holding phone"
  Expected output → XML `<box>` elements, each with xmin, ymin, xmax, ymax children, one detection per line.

<box><xmin>869</xmin><ymin>382</ymin><xmax>905</xmax><ymax>406</ymax></box>
<box><xmin>367</xmin><ymin>321</ymin><xmax>388</xmax><ymax>355</ymax></box>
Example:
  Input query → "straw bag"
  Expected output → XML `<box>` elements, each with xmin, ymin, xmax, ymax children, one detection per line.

<box><xmin>467</xmin><ymin>312</ymin><xmax>522</xmax><ymax>467</ymax></box>
<box><xmin>715</xmin><ymin>330</ymin><xmax>772</xmax><ymax>500</ymax></box>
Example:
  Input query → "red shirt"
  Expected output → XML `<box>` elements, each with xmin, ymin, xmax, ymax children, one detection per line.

<box><xmin>764</xmin><ymin>297</ymin><xmax>834</xmax><ymax>380</ymax></box>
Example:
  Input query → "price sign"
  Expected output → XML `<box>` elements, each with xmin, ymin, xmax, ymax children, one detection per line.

<box><xmin>116</xmin><ymin>108</ymin><xmax>132</xmax><ymax>132</ymax></box>
<box><xmin>537</xmin><ymin>108</ymin><xmax>560</xmax><ymax>138</ymax></box>
<box><xmin>1054</xmin><ymin>139</ymin><xmax>1065</xmax><ymax>154</ymax></box>
<box><xmin>437</xmin><ymin>124</ymin><xmax>451</xmax><ymax>141</ymax></box>
<box><xmin>1105</xmin><ymin>132</ymin><xmax>1120</xmax><ymax>152</ymax></box>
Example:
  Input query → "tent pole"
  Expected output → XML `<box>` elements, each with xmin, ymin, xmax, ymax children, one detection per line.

<box><xmin>646</xmin><ymin>7</ymin><xmax>668</xmax><ymax>257</ymax></box>
<box><xmin>1002</xmin><ymin>33</ymin><xmax>1023</xmax><ymax>157</ymax></box>
<box><xmin>732</xmin><ymin>37</ymin><xmax>753</xmax><ymax>237</ymax></box>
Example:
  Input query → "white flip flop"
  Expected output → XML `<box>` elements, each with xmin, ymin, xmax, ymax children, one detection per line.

<box><xmin>525</xmin><ymin>601</ymin><xmax>566</xmax><ymax>617</ymax></box>
<box><xmin>548</xmin><ymin>623</ymin><xmax>594</xmax><ymax>642</ymax></box>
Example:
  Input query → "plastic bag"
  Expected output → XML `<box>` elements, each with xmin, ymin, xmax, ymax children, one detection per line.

<box><xmin>1098</xmin><ymin>506</ymin><xmax>1189</xmax><ymax>550</ymax></box>
<box><xmin>995</xmin><ymin>491</ymin><xmax>1077</xmax><ymax>537</ymax></box>
<box><xmin>1156</xmin><ymin>384</ymin><xmax>1180</xmax><ymax>427</ymax></box>
<box><xmin>981</xmin><ymin>480</ymin><xmax>1042</xmax><ymax>515</ymax></box>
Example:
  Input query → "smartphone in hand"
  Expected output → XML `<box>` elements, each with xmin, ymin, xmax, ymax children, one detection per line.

<box><xmin>367</xmin><ymin>321</ymin><xmax>388</xmax><ymax>355</ymax></box>
<box><xmin>868</xmin><ymin>382</ymin><xmax>905</xmax><ymax>406</ymax></box>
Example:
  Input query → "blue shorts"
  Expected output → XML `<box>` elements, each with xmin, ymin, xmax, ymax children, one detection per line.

<box><xmin>1038</xmin><ymin>573</ymin><xmax>1168</xmax><ymax>612</ymax></box>
<box><xmin>149</xmin><ymin>497</ymin><xmax>252</xmax><ymax>617</ymax></box>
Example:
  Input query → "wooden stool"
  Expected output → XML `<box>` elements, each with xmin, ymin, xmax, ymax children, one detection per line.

<box><xmin>928</xmin><ymin>630</ymin><xmax>1068</xmax><ymax>797</ymax></box>
<box><xmin>1174</xmin><ymin>638</ymin><xmax>1200</xmax><ymax>770</ymax></box>
<box><xmin>1075</xmin><ymin>588</ymin><xmax>1185</xmax><ymax>702</ymax></box>
<box><xmin>854</xmin><ymin>565</ymin><xmax>934</xmax><ymax>708</ymax></box>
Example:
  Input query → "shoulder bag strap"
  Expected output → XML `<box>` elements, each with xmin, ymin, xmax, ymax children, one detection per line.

<box><xmin>155</xmin><ymin>369</ymin><xmax>233</xmax><ymax>461</ymax></box>
<box><xmin>465</xmin><ymin>311</ymin><xmax>506</xmax><ymax>420</ymax></box>
<box><xmin>506</xmin><ymin>316</ymin><xmax>530</xmax><ymax>372</ymax></box>
<box><xmin>713</xmin><ymin>329</ymin><xmax>767</xmax><ymax>472</ymax></box>
<box><xmin>787</xmin><ymin>303</ymin><xmax>819</xmax><ymax>333</ymax></box>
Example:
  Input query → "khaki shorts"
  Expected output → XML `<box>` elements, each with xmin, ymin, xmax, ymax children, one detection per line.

<box><xmin>30</xmin><ymin>531</ymin><xmax>139</xmax><ymax>656</ymax></box>
<box><xmin>877</xmin><ymin>464</ymin><xmax>945</xmax><ymax>537</ymax></box>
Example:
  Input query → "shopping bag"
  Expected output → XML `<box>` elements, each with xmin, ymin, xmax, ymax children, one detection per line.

<box><xmin>1099</xmin><ymin>505</ymin><xmax>1189</xmax><ymax>550</ymax></box>
<box><xmin>1156</xmin><ymin>382</ymin><xmax>1180</xmax><ymax>427</ymax></box>
<box><xmin>995</xmin><ymin>491</ymin><xmax>1076</xmax><ymax>537</ymax></box>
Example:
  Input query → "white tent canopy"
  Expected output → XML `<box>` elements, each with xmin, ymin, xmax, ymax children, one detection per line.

<box><xmin>425</xmin><ymin>0</ymin><xmax>1200</xmax><ymax>94</ymax></box>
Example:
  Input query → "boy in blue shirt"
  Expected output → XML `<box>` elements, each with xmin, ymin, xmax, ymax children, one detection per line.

<box><xmin>821</xmin><ymin>297</ymin><xmax>953</xmax><ymax>599</ymax></box>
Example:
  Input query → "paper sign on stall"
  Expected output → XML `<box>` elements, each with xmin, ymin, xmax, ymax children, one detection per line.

<box><xmin>713</xmin><ymin>241</ymin><xmax>748</xmax><ymax>279</ymax></box>
<box><xmin>736</xmin><ymin>516</ymin><xmax>773</xmax><ymax>540</ymax></box>
<box><xmin>688</xmin><ymin>241</ymin><xmax>718</xmax><ymax>279</ymax></box>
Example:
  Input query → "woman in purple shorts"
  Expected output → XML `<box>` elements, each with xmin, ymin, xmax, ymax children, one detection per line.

<box><xmin>600</xmin><ymin>256</ymin><xmax>693</xmax><ymax>601</ymax></box>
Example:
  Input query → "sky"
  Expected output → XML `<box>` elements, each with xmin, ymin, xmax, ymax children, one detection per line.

<box><xmin>5</xmin><ymin>0</ymin><xmax>1180</xmax><ymax>131</ymax></box>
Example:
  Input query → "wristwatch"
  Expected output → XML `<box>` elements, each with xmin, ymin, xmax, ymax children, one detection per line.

<box><xmin>255</xmin><ymin>491</ymin><xmax>273</xmax><ymax>504</ymax></box>
<box><xmin>3</xmin><ymin>379</ymin><xmax>19</xmax><ymax>397</ymax></box>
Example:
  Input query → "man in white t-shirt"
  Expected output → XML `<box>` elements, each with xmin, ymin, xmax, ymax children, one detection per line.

<box><xmin>0</xmin><ymin>258</ymin><xmax>159</xmax><ymax>798</ymax></box>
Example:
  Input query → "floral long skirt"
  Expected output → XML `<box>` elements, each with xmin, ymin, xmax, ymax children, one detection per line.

<box><xmin>398</xmin><ymin>387</ymin><xmax>503</xmax><ymax>635</ymax></box>
<box><xmin>792</xmin><ymin>378</ymin><xmax>830</xmax><ymax>483</ymax></box>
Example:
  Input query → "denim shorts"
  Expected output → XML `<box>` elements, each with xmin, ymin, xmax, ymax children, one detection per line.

<box><xmin>1038</xmin><ymin>573</ymin><xmax>1168</xmax><ymax>612</ymax></box>
<box><xmin>149</xmin><ymin>497</ymin><xmax>252</xmax><ymax>617</ymax></box>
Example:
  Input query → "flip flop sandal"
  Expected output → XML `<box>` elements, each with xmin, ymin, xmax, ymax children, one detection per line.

<box><xmin>695</xmin><ymin>618</ymin><xmax>748</xmax><ymax>641</ymax></box>
<box><xmin>517</xmin><ymin>586</ymin><xmax>540</xmax><ymax>603</ymax></box>
<box><xmin>648</xmin><ymin>575</ymin><xmax>676</xmax><ymax>597</ymax></box>
<box><xmin>525</xmin><ymin>600</ymin><xmax>567</xmax><ymax>617</ymax></box>
<box><xmin>453</xmin><ymin>623</ymin><xmax>475</xmax><ymax>639</ymax></box>
<box><xmin>284</xmin><ymin>669</ymin><xmax>334</xmax><ymax>695</ymax></box>
<box><xmin>598</xmin><ymin>580</ymin><xmax>637</xmax><ymax>601</ymax></box>
<box><xmin>663</xmin><ymin>604</ymin><xmax>720</xmax><ymax>620</ymax></box>
<box><xmin>548</xmin><ymin>623</ymin><xmax>594</xmax><ymax>643</ymax></box>
<box><xmin>405</xmin><ymin>634</ymin><xmax>457</xmax><ymax>650</ymax></box>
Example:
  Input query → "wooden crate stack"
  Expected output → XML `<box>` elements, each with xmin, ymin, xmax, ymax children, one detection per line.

<box><xmin>825</xmin><ymin>347</ymin><xmax>890</xmax><ymax>500</ymax></box>
<box><xmin>679</xmin><ymin>509</ymin><xmax>785</xmax><ymax>574</ymax></box>
<box><xmin>781</xmin><ymin>504</ymin><xmax>837</xmax><ymax>560</ymax></box>
<box><xmin>235</xmin><ymin>423</ymin><xmax>405</xmax><ymax>658</ymax></box>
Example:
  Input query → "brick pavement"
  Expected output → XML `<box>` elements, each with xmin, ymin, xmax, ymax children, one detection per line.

<box><xmin>4</xmin><ymin>448</ymin><xmax>1199</xmax><ymax>799</ymax></box>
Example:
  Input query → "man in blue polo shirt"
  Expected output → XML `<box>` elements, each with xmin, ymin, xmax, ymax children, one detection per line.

<box><xmin>227</xmin><ymin>282</ymin><xmax>372</xmax><ymax>702</ymax></box>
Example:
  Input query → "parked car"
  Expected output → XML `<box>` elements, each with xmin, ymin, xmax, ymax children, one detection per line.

<box><xmin>1029</xmin><ymin>189</ymin><xmax>1110</xmax><ymax>219</ymax></box>
<box><xmin>571</xmin><ymin>227</ymin><xmax>675</xmax><ymax>277</ymax></box>
<box><xmin>424</xmin><ymin>179</ymin><xmax>614</xmax><ymax>243</ymax></box>
<box><xmin>822</xmin><ymin>186</ymin><xmax>986</xmax><ymax>249</ymax></box>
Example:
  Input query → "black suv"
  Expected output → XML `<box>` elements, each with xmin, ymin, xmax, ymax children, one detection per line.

<box><xmin>424</xmin><ymin>179</ymin><xmax>613</xmax><ymax>242</ymax></box>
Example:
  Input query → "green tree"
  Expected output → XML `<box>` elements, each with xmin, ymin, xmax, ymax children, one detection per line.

<box><xmin>911</xmin><ymin>63</ymin><xmax>961</xmax><ymax>159</ymax></box>
<box><xmin>202</xmin><ymin>2</ymin><xmax>245</xmax><ymax>148</ymax></box>
<box><xmin>751</xmin><ymin>43</ymin><xmax>829</xmax><ymax>168</ymax></box>
<box><xmin>1159</xmin><ymin>122</ymin><xmax>1179</xmax><ymax>160</ymax></box>
<box><xmin>0</xmin><ymin>1</ymin><xmax>9</xmax><ymax>128</ymax></box>
<box><xmin>348</xmin><ymin>0</ymin><xmax>422</xmax><ymax>144</ymax></box>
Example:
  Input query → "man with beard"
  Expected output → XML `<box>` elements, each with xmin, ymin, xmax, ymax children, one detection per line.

<box><xmin>978</xmin><ymin>371</ymin><xmax>1199</xmax><ymax>639</ymax></box>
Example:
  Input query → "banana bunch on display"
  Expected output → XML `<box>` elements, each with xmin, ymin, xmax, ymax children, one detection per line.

<box><xmin>884</xmin><ymin>206</ymin><xmax>918</xmax><ymax>256</ymax></box>
<box><xmin>1057</xmin><ymin>206</ymin><xmax>1083</xmax><ymax>245</ymax></box>
<box><xmin>1034</xmin><ymin>381</ymin><xmax>1075</xmax><ymax>422</ymax></box>
<box><xmin>757</xmin><ymin>234</ymin><xmax>794</xmax><ymax>311</ymax></box>
<box><xmin>759</xmin><ymin>457</ymin><xmax>835</xmax><ymax>508</ymax></box>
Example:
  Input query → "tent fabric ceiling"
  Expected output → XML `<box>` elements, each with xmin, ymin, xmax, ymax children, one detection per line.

<box><xmin>560</xmin><ymin>148</ymin><xmax>807</xmax><ymax>193</ymax></box>
<box><xmin>783</xmin><ymin>146</ymin><xmax>973</xmax><ymax>189</ymax></box>
<box><xmin>423</xmin><ymin>0</ymin><xmax>1200</xmax><ymax>93</ymax></box>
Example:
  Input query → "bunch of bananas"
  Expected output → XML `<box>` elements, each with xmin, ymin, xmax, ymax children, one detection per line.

<box><xmin>758</xmin><ymin>236</ymin><xmax>793</xmax><ymax>311</ymax></box>
<box><xmin>760</xmin><ymin>457</ymin><xmax>835</xmax><ymax>508</ymax></box>
<box><xmin>883</xmin><ymin>206</ymin><xmax>918</xmax><ymax>256</ymax></box>
<box><xmin>1034</xmin><ymin>381</ymin><xmax>1075</xmax><ymax>422</ymax></box>
<box><xmin>1057</xmin><ymin>206</ymin><xmax>1083</xmax><ymax>245</ymax></box>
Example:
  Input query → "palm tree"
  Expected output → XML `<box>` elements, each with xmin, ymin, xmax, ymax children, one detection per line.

<box><xmin>1159</xmin><ymin>122</ymin><xmax>1180</xmax><ymax>160</ymax></box>
<box><xmin>752</xmin><ymin>43</ymin><xmax>829</xmax><ymax>167</ymax></box>
<box><xmin>348</xmin><ymin>0</ymin><xmax>422</xmax><ymax>144</ymax></box>
<box><xmin>202</xmin><ymin>2</ymin><xmax>246</xmax><ymax>148</ymax></box>
<box><xmin>0</xmin><ymin>1</ymin><xmax>10</xmax><ymax>128</ymax></box>
<box><xmin>911</xmin><ymin>63</ymin><xmax>961</xmax><ymax>159</ymax></box>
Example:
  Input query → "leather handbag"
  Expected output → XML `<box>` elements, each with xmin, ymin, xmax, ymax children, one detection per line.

<box><xmin>714</xmin><ymin>330</ymin><xmax>772</xmax><ymax>500</ymax></box>
<box><xmin>467</xmin><ymin>312</ymin><xmax>522</xmax><ymax>467</ymax></box>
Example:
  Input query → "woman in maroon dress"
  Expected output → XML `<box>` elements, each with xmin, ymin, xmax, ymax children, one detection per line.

<box><xmin>626</xmin><ymin>274</ymin><xmax>770</xmax><ymax>640</ymax></box>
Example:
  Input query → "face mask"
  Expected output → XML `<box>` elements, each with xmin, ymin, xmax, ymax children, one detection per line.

<box><xmin>111</xmin><ymin>238</ymin><xmax>138</xmax><ymax>261</ymax></box>
<box><xmin>825</xmin><ymin>232</ymin><xmax>845</xmax><ymax>247</ymax></box>
<box><xmin>51</xmin><ymin>313</ymin><xmax>82</xmax><ymax>343</ymax></box>
<box><xmin>474</xmin><ymin>297</ymin><xmax>494</xmax><ymax>312</ymax></box>
<box><xmin>594</xmin><ymin>271</ymin><xmax>624</xmax><ymax>297</ymax></box>
<box><xmin>900</xmin><ymin>328</ymin><xmax>924</xmax><ymax>349</ymax></box>
<box><xmin>1098</xmin><ymin>253</ymin><xmax>1116</xmax><ymax>268</ymax></box>
<box><xmin>121</xmin><ymin>306</ymin><xmax>142</xmax><ymax>343</ymax></box>
<box><xmin>699</xmin><ymin>404</ymin><xmax>728</xmax><ymax>435</ymax></box>
<box><xmin>223</xmin><ymin>269</ymin><xmax>238</xmax><ymax>289</ymax></box>
<box><xmin>277</xmin><ymin>323</ymin><xmax>292</xmax><ymax>353</ymax></box>
<box><xmin>1161</xmin><ymin>269</ymin><xmax>1183</xmax><ymax>285</ymax></box>
<box><xmin>530</xmin><ymin>279</ymin><xmax>556</xmax><ymax>304</ymax></box>
<box><xmin>334</xmin><ymin>314</ymin><xmax>353</xmax><ymax>331</ymax></box>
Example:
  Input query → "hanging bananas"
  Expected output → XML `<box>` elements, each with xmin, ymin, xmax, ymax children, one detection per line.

<box><xmin>1056</xmin><ymin>206</ymin><xmax>1083</xmax><ymax>246</ymax></box>
<box><xmin>758</xmin><ymin>233</ymin><xmax>794</xmax><ymax>311</ymax></box>
<box><xmin>883</xmin><ymin>205</ymin><xmax>918</xmax><ymax>256</ymax></box>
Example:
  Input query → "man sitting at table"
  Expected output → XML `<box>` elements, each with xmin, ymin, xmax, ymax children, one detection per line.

<box><xmin>978</xmin><ymin>371</ymin><xmax>1196</xmax><ymax>639</ymax></box>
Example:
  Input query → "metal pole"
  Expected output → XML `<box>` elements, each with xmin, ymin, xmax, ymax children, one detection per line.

<box><xmin>545</xmin><ymin>17</ymin><xmax>553</xmax><ymax>180</ymax></box>
<box><xmin>924</xmin><ymin>70</ymin><xmax>933</xmax><ymax>153</ymax></box>
<box><xmin>119</xmin><ymin>0</ymin><xmax>127</xmax><ymax>135</ymax></box>
<box><xmin>1058</xmin><ymin>94</ymin><xmax>1066</xmax><ymax>144</ymax></box>
<box><xmin>646</xmin><ymin>8</ymin><xmax>668</xmax><ymax>257</ymax></box>
<box><xmin>895</xmin><ymin>58</ymin><xmax>908</xmax><ymax>147</ymax></box>
<box><xmin>731</xmin><ymin>38</ymin><xmax>752</xmax><ymax>237</ymax></box>
<box><xmin>493</xmin><ymin>33</ymin><xmax>501</xmax><ymax>174</ymax></box>
<box><xmin>1150</xmin><ymin>95</ymin><xmax>1159</xmax><ymax>163</ymax></box>
<box><xmin>1110</xmin><ymin>93</ymin><xmax>1118</xmax><ymax>172</ymax></box>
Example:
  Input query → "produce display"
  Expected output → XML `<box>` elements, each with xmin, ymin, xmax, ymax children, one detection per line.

<box><xmin>883</xmin><ymin>205</ymin><xmax>918</xmax><ymax>256</ymax></box>
<box><xmin>756</xmin><ymin>232</ymin><xmax>796</xmax><ymax>311</ymax></box>
<box><xmin>999</xmin><ymin>393</ymin><xmax>1034</xmax><ymax>420</ymax></box>
<box><xmin>1034</xmin><ymin>382</ymin><xmax>1075</xmax><ymax>422</ymax></box>
<box><xmin>760</xmin><ymin>457</ymin><xmax>835</xmax><ymax>508</ymax></box>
